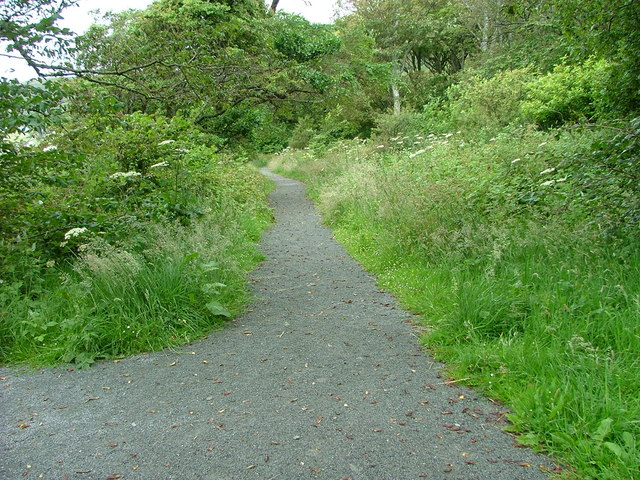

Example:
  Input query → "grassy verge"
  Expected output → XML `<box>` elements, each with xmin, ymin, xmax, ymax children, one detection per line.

<box><xmin>0</xmin><ymin>165</ymin><xmax>273</xmax><ymax>368</ymax></box>
<box><xmin>269</xmin><ymin>128</ymin><xmax>640</xmax><ymax>479</ymax></box>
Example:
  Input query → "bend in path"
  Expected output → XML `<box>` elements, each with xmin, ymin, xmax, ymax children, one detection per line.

<box><xmin>1</xmin><ymin>169</ymin><xmax>553</xmax><ymax>479</ymax></box>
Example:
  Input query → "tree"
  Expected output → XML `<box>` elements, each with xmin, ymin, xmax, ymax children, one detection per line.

<box><xmin>341</xmin><ymin>0</ymin><xmax>475</xmax><ymax>112</ymax></box>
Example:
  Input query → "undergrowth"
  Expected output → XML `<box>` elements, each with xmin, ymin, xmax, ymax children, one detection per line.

<box><xmin>269</xmin><ymin>122</ymin><xmax>640</xmax><ymax>480</ymax></box>
<box><xmin>0</xmin><ymin>164</ymin><xmax>273</xmax><ymax>368</ymax></box>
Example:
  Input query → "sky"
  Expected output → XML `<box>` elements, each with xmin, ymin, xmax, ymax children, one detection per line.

<box><xmin>1</xmin><ymin>0</ymin><xmax>341</xmax><ymax>80</ymax></box>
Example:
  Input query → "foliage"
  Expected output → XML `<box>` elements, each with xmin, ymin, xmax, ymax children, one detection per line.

<box><xmin>448</xmin><ymin>68</ymin><xmax>531</xmax><ymax>133</ymax></box>
<box><xmin>521</xmin><ymin>59</ymin><xmax>612</xmax><ymax>128</ymax></box>
<box><xmin>0</xmin><ymin>0</ymin><xmax>77</xmax><ymax>75</ymax></box>
<box><xmin>274</xmin><ymin>14</ymin><xmax>341</xmax><ymax>62</ymax></box>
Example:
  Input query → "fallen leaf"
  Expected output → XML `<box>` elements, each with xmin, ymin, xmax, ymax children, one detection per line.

<box><xmin>106</xmin><ymin>475</ymin><xmax>122</xmax><ymax>479</ymax></box>
<box><xmin>246</xmin><ymin>465</ymin><xmax>256</xmax><ymax>470</ymax></box>
<box><xmin>18</xmin><ymin>424</ymin><xmax>30</xmax><ymax>429</ymax></box>
<box><xmin>108</xmin><ymin>442</ymin><xmax>118</xmax><ymax>447</ymax></box>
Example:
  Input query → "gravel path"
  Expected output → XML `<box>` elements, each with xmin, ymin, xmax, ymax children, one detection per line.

<box><xmin>1</xmin><ymin>169</ymin><xmax>553</xmax><ymax>480</ymax></box>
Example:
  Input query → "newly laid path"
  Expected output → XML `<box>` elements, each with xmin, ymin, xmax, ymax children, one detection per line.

<box><xmin>1</xmin><ymin>170</ymin><xmax>553</xmax><ymax>479</ymax></box>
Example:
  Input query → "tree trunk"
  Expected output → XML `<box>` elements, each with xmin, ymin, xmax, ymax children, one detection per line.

<box><xmin>269</xmin><ymin>0</ymin><xmax>279</xmax><ymax>14</ymax></box>
<box><xmin>391</xmin><ymin>58</ymin><xmax>401</xmax><ymax>115</ymax></box>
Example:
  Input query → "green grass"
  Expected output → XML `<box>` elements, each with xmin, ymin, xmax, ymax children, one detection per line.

<box><xmin>0</xmin><ymin>166</ymin><xmax>273</xmax><ymax>368</ymax></box>
<box><xmin>269</xmin><ymin>129</ymin><xmax>640</xmax><ymax>479</ymax></box>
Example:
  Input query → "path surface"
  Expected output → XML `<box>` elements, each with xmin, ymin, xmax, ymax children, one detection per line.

<box><xmin>1</xmin><ymin>170</ymin><xmax>553</xmax><ymax>480</ymax></box>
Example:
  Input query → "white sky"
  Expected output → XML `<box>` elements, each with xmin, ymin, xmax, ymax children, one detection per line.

<box><xmin>1</xmin><ymin>0</ymin><xmax>340</xmax><ymax>80</ymax></box>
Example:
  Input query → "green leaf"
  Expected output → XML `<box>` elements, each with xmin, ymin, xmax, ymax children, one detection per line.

<box><xmin>593</xmin><ymin>417</ymin><xmax>613</xmax><ymax>442</ymax></box>
<box><xmin>205</xmin><ymin>300</ymin><xmax>231</xmax><ymax>318</ymax></box>
<box><xmin>515</xmin><ymin>433</ymin><xmax>540</xmax><ymax>446</ymax></box>
<box><xmin>603</xmin><ymin>442</ymin><xmax>623</xmax><ymax>458</ymax></box>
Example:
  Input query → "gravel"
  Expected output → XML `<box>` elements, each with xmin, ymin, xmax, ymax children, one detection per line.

<box><xmin>0</xmin><ymin>169</ymin><xmax>554</xmax><ymax>479</ymax></box>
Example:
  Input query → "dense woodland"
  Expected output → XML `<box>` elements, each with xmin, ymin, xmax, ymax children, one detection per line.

<box><xmin>1</xmin><ymin>0</ymin><xmax>639</xmax><ymax>478</ymax></box>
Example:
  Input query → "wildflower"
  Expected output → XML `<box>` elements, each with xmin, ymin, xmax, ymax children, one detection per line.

<box><xmin>443</xmin><ymin>133</ymin><xmax>453</xmax><ymax>138</ymax></box>
<box><xmin>540</xmin><ymin>180</ymin><xmax>555</xmax><ymax>187</ymax></box>
<box><xmin>43</xmin><ymin>145</ymin><xmax>57</xmax><ymax>152</ymax></box>
<box><xmin>489</xmin><ymin>137</ymin><xmax>497</xmax><ymax>142</ymax></box>
<box><xmin>110</xmin><ymin>171</ymin><xmax>142</xmax><ymax>179</ymax></box>
<box><xmin>150</xmin><ymin>161</ymin><xmax>170</xmax><ymax>169</ymax></box>
<box><xmin>376</xmin><ymin>145</ymin><xmax>385</xmax><ymax>149</ymax></box>
<box><xmin>45</xmin><ymin>260</ymin><xmax>56</xmax><ymax>268</ymax></box>
<box><xmin>64</xmin><ymin>227</ymin><xmax>88</xmax><ymax>240</ymax></box>
<box><xmin>538</xmin><ymin>142</ymin><xmax>547</xmax><ymax>147</ymax></box>
<box><xmin>409</xmin><ymin>149</ymin><xmax>426</xmax><ymax>158</ymax></box>
<box><xmin>175</xmin><ymin>148</ymin><xmax>189</xmax><ymax>153</ymax></box>
<box><xmin>511</xmin><ymin>158</ymin><xmax>522</xmax><ymax>164</ymax></box>
<box><xmin>540</xmin><ymin>167</ymin><xmax>556</xmax><ymax>175</ymax></box>
<box><xmin>158</xmin><ymin>139</ymin><xmax>175</xmax><ymax>146</ymax></box>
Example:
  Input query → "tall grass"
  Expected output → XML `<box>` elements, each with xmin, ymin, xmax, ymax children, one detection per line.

<box><xmin>0</xmin><ymin>166</ymin><xmax>273</xmax><ymax>368</ymax></box>
<box><xmin>270</xmin><ymin>127</ymin><xmax>640</xmax><ymax>479</ymax></box>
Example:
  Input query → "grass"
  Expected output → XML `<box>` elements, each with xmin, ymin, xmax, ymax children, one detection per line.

<box><xmin>269</xmin><ymin>127</ymin><xmax>640</xmax><ymax>479</ymax></box>
<box><xmin>0</xmin><ymin>165</ymin><xmax>273</xmax><ymax>368</ymax></box>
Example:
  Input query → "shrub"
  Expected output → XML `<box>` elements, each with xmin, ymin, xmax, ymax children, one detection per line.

<box><xmin>521</xmin><ymin>59</ymin><xmax>612</xmax><ymax>128</ymax></box>
<box><xmin>448</xmin><ymin>68</ymin><xmax>531</xmax><ymax>134</ymax></box>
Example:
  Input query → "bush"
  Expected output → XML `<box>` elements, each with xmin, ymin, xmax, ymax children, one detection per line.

<box><xmin>448</xmin><ymin>68</ymin><xmax>531</xmax><ymax>134</ymax></box>
<box><xmin>521</xmin><ymin>59</ymin><xmax>612</xmax><ymax>128</ymax></box>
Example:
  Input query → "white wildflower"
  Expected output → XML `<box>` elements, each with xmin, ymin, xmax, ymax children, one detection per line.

<box><xmin>413</xmin><ymin>141</ymin><xmax>420</xmax><ymax>145</ymax></box>
<box><xmin>540</xmin><ymin>167</ymin><xmax>556</xmax><ymax>175</ymax></box>
<box><xmin>110</xmin><ymin>171</ymin><xmax>142</xmax><ymax>179</ymax></box>
<box><xmin>150</xmin><ymin>161</ymin><xmax>170</xmax><ymax>169</ymax></box>
<box><xmin>556</xmin><ymin>176</ymin><xmax>568</xmax><ymax>183</ymax></box>
<box><xmin>540</xmin><ymin>180</ymin><xmax>555</xmax><ymax>187</ymax></box>
<box><xmin>538</xmin><ymin>142</ymin><xmax>547</xmax><ymax>147</ymax></box>
<box><xmin>443</xmin><ymin>133</ymin><xmax>453</xmax><ymax>138</ymax></box>
<box><xmin>175</xmin><ymin>148</ymin><xmax>189</xmax><ymax>153</ymax></box>
<box><xmin>158</xmin><ymin>139</ymin><xmax>175</xmax><ymax>146</ymax></box>
<box><xmin>489</xmin><ymin>137</ymin><xmax>497</xmax><ymax>142</ymax></box>
<box><xmin>376</xmin><ymin>145</ymin><xmax>385</xmax><ymax>149</ymax></box>
<box><xmin>409</xmin><ymin>149</ymin><xmax>427</xmax><ymax>158</ymax></box>
<box><xmin>45</xmin><ymin>260</ymin><xmax>56</xmax><ymax>268</ymax></box>
<box><xmin>64</xmin><ymin>227</ymin><xmax>88</xmax><ymax>240</ymax></box>
<box><xmin>43</xmin><ymin>145</ymin><xmax>57</xmax><ymax>152</ymax></box>
<box><xmin>511</xmin><ymin>158</ymin><xmax>522</xmax><ymax>164</ymax></box>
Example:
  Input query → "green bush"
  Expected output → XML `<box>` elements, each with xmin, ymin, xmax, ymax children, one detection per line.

<box><xmin>448</xmin><ymin>68</ymin><xmax>531</xmax><ymax>134</ymax></box>
<box><xmin>521</xmin><ymin>59</ymin><xmax>612</xmax><ymax>128</ymax></box>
